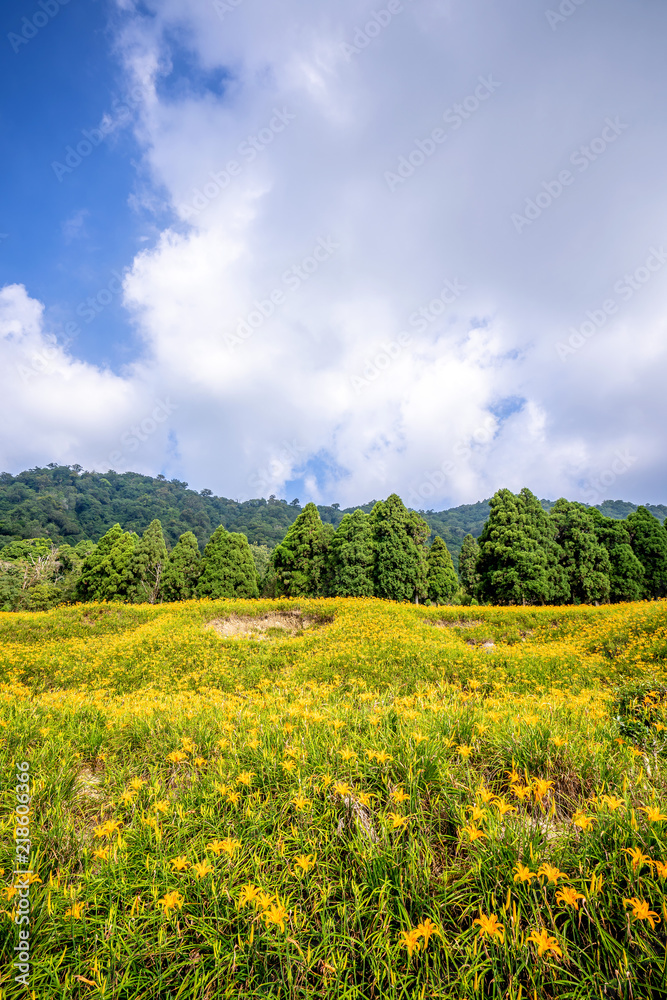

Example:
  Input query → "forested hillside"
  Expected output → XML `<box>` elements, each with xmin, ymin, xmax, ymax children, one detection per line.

<box><xmin>1</xmin><ymin>466</ymin><xmax>665</xmax><ymax>563</ymax></box>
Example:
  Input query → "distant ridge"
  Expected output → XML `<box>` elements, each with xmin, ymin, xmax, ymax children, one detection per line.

<box><xmin>1</xmin><ymin>465</ymin><xmax>664</xmax><ymax>565</ymax></box>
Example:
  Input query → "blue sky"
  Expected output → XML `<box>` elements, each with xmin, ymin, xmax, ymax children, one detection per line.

<box><xmin>0</xmin><ymin>0</ymin><xmax>149</xmax><ymax>369</ymax></box>
<box><xmin>1</xmin><ymin>0</ymin><xmax>667</xmax><ymax>508</ymax></box>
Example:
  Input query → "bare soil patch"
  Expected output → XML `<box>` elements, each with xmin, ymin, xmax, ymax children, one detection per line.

<box><xmin>205</xmin><ymin>611</ymin><xmax>330</xmax><ymax>640</ymax></box>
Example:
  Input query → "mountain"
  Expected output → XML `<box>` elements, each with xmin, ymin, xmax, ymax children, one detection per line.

<box><xmin>1</xmin><ymin>465</ymin><xmax>665</xmax><ymax>565</ymax></box>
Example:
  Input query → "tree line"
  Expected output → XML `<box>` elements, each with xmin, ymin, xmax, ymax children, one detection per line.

<box><xmin>2</xmin><ymin>486</ymin><xmax>667</xmax><ymax>611</ymax></box>
<box><xmin>458</xmin><ymin>488</ymin><xmax>667</xmax><ymax>604</ymax></box>
<box><xmin>0</xmin><ymin>495</ymin><xmax>457</xmax><ymax>610</ymax></box>
<box><xmin>4</xmin><ymin>464</ymin><xmax>665</xmax><ymax>571</ymax></box>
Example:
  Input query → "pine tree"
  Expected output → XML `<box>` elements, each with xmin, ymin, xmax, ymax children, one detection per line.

<box><xmin>589</xmin><ymin>511</ymin><xmax>644</xmax><ymax>602</ymax></box>
<box><xmin>272</xmin><ymin>503</ymin><xmax>331</xmax><ymax>597</ymax></box>
<box><xmin>427</xmin><ymin>536</ymin><xmax>458</xmax><ymax>604</ymax></box>
<box><xmin>458</xmin><ymin>533</ymin><xmax>481</xmax><ymax>598</ymax></box>
<box><xmin>161</xmin><ymin>532</ymin><xmax>202</xmax><ymax>602</ymax></box>
<box><xmin>477</xmin><ymin>488</ymin><xmax>569</xmax><ymax>605</ymax></box>
<box><xmin>369</xmin><ymin>494</ymin><xmax>430</xmax><ymax>603</ymax></box>
<box><xmin>127</xmin><ymin>519</ymin><xmax>168</xmax><ymax>603</ymax></box>
<box><xmin>549</xmin><ymin>499</ymin><xmax>611</xmax><ymax>604</ymax></box>
<box><xmin>327</xmin><ymin>509</ymin><xmax>374</xmax><ymax>597</ymax></box>
<box><xmin>76</xmin><ymin>524</ymin><xmax>128</xmax><ymax>601</ymax></box>
<box><xmin>103</xmin><ymin>531</ymin><xmax>138</xmax><ymax>601</ymax></box>
<box><xmin>518</xmin><ymin>488</ymin><xmax>570</xmax><ymax>604</ymax></box>
<box><xmin>627</xmin><ymin>506</ymin><xmax>667</xmax><ymax>598</ymax></box>
<box><xmin>196</xmin><ymin>526</ymin><xmax>259</xmax><ymax>599</ymax></box>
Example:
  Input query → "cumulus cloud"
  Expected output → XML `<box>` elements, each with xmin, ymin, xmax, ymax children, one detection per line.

<box><xmin>4</xmin><ymin>0</ymin><xmax>667</xmax><ymax>507</ymax></box>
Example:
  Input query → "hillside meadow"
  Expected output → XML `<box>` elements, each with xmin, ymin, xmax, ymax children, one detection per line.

<box><xmin>1</xmin><ymin>598</ymin><xmax>667</xmax><ymax>999</ymax></box>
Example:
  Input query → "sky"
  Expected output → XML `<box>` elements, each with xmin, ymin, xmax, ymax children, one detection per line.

<box><xmin>1</xmin><ymin>0</ymin><xmax>666</xmax><ymax>510</ymax></box>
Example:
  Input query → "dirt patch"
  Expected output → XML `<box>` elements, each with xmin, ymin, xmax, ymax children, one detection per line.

<box><xmin>205</xmin><ymin>611</ymin><xmax>329</xmax><ymax>640</ymax></box>
<box><xmin>75</xmin><ymin>766</ymin><xmax>105</xmax><ymax>803</ymax></box>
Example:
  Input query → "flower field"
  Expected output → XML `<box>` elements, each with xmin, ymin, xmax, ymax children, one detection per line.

<box><xmin>1</xmin><ymin>597</ymin><xmax>667</xmax><ymax>999</ymax></box>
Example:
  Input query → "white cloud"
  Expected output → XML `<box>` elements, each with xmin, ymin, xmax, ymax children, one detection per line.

<box><xmin>5</xmin><ymin>0</ymin><xmax>667</xmax><ymax>507</ymax></box>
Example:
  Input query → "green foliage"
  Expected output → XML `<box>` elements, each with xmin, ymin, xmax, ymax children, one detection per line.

<box><xmin>612</xmin><ymin>683</ymin><xmax>667</xmax><ymax>749</ymax></box>
<box><xmin>17</xmin><ymin>582</ymin><xmax>64</xmax><ymax>611</ymax></box>
<box><xmin>75</xmin><ymin>524</ymin><xmax>137</xmax><ymax>602</ymax></box>
<box><xmin>370</xmin><ymin>494</ymin><xmax>430</xmax><ymax>603</ymax></box>
<box><xmin>550</xmin><ymin>499</ymin><xmax>611</xmax><ymax>604</ymax></box>
<box><xmin>327</xmin><ymin>509</ymin><xmax>374</xmax><ymax>597</ymax></box>
<box><xmin>426</xmin><ymin>535</ymin><xmax>458</xmax><ymax>604</ymax></box>
<box><xmin>161</xmin><ymin>532</ymin><xmax>202</xmax><ymax>602</ymax></box>
<box><xmin>272</xmin><ymin>503</ymin><xmax>331</xmax><ymax>597</ymax></box>
<box><xmin>126</xmin><ymin>519</ymin><xmax>168</xmax><ymax>604</ymax></box>
<box><xmin>197</xmin><ymin>527</ymin><xmax>259</xmax><ymax>599</ymax></box>
<box><xmin>0</xmin><ymin>562</ymin><xmax>21</xmax><ymax>611</ymax></box>
<box><xmin>458</xmin><ymin>533</ymin><xmax>480</xmax><ymax>598</ymax></box>
<box><xmin>589</xmin><ymin>511</ymin><xmax>645</xmax><ymax>602</ymax></box>
<box><xmin>249</xmin><ymin>544</ymin><xmax>272</xmax><ymax>584</ymax></box>
<box><xmin>477</xmin><ymin>488</ymin><xmax>569</xmax><ymax>605</ymax></box>
<box><xmin>627</xmin><ymin>506</ymin><xmax>667</xmax><ymax>599</ymax></box>
<box><xmin>0</xmin><ymin>537</ymin><xmax>53</xmax><ymax>561</ymax></box>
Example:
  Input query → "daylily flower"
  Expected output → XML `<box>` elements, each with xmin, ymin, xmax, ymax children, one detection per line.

<box><xmin>526</xmin><ymin>928</ymin><xmax>562</xmax><ymax>957</ymax></box>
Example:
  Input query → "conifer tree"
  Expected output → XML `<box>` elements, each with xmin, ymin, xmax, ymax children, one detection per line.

<box><xmin>327</xmin><ymin>509</ymin><xmax>374</xmax><ymax>597</ymax></box>
<box><xmin>76</xmin><ymin>524</ymin><xmax>126</xmax><ymax>601</ymax></box>
<box><xmin>627</xmin><ymin>506</ymin><xmax>667</xmax><ymax>598</ymax></box>
<box><xmin>369</xmin><ymin>494</ymin><xmax>430</xmax><ymax>602</ymax></box>
<box><xmin>197</xmin><ymin>526</ymin><xmax>259</xmax><ymax>599</ymax></box>
<box><xmin>458</xmin><ymin>533</ymin><xmax>481</xmax><ymax>598</ymax></box>
<box><xmin>161</xmin><ymin>531</ymin><xmax>202</xmax><ymax>602</ymax></box>
<box><xmin>589</xmin><ymin>511</ymin><xmax>644</xmax><ymax>602</ymax></box>
<box><xmin>426</xmin><ymin>536</ymin><xmax>458</xmax><ymax>604</ymax></box>
<box><xmin>127</xmin><ymin>519</ymin><xmax>168</xmax><ymax>603</ymax></box>
<box><xmin>272</xmin><ymin>503</ymin><xmax>331</xmax><ymax>597</ymax></box>
<box><xmin>549</xmin><ymin>499</ymin><xmax>611</xmax><ymax>604</ymax></box>
<box><xmin>477</xmin><ymin>488</ymin><xmax>569</xmax><ymax>605</ymax></box>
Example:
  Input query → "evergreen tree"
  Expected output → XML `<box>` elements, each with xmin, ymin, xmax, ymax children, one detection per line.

<box><xmin>369</xmin><ymin>494</ymin><xmax>430</xmax><ymax>603</ymax></box>
<box><xmin>196</xmin><ymin>526</ymin><xmax>259</xmax><ymax>599</ymax></box>
<box><xmin>458</xmin><ymin>533</ymin><xmax>481</xmax><ymax>598</ymax></box>
<box><xmin>102</xmin><ymin>531</ymin><xmax>138</xmax><ymax>601</ymax></box>
<box><xmin>76</xmin><ymin>524</ymin><xmax>124</xmax><ymax>601</ymax></box>
<box><xmin>161</xmin><ymin>532</ymin><xmax>202</xmax><ymax>602</ymax></box>
<box><xmin>127</xmin><ymin>519</ymin><xmax>168</xmax><ymax>603</ymax></box>
<box><xmin>327</xmin><ymin>509</ymin><xmax>374</xmax><ymax>597</ymax></box>
<box><xmin>427</xmin><ymin>536</ymin><xmax>458</xmax><ymax>604</ymax></box>
<box><xmin>272</xmin><ymin>503</ymin><xmax>331</xmax><ymax>597</ymax></box>
<box><xmin>477</xmin><ymin>488</ymin><xmax>569</xmax><ymax>605</ymax></box>
<box><xmin>589</xmin><ymin>511</ymin><xmax>644</xmax><ymax>602</ymax></box>
<box><xmin>549</xmin><ymin>499</ymin><xmax>611</xmax><ymax>604</ymax></box>
<box><xmin>627</xmin><ymin>506</ymin><xmax>667</xmax><ymax>598</ymax></box>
